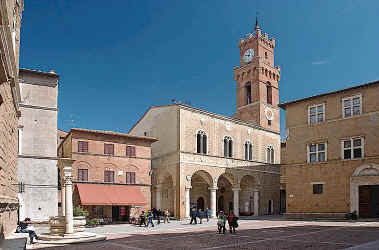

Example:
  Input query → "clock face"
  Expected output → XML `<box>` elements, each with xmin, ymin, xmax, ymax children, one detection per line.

<box><xmin>243</xmin><ymin>48</ymin><xmax>254</xmax><ymax>63</ymax></box>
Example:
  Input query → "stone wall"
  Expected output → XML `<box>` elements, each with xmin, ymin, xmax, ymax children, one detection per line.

<box><xmin>281</xmin><ymin>82</ymin><xmax>379</xmax><ymax>217</ymax></box>
<box><xmin>18</xmin><ymin>69</ymin><xmax>59</xmax><ymax>221</ymax></box>
<box><xmin>0</xmin><ymin>80</ymin><xmax>19</xmax><ymax>236</ymax></box>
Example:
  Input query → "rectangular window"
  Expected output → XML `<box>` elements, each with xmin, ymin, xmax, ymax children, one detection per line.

<box><xmin>104</xmin><ymin>143</ymin><xmax>114</xmax><ymax>155</ymax></box>
<box><xmin>126</xmin><ymin>172</ymin><xmax>136</xmax><ymax>184</ymax></box>
<box><xmin>104</xmin><ymin>170</ymin><xmax>114</xmax><ymax>183</ymax></box>
<box><xmin>342</xmin><ymin>137</ymin><xmax>363</xmax><ymax>160</ymax></box>
<box><xmin>308</xmin><ymin>143</ymin><xmax>327</xmax><ymax>163</ymax></box>
<box><xmin>313</xmin><ymin>184</ymin><xmax>323</xmax><ymax>194</ymax></box>
<box><xmin>126</xmin><ymin>146</ymin><xmax>136</xmax><ymax>157</ymax></box>
<box><xmin>78</xmin><ymin>169</ymin><xmax>88</xmax><ymax>182</ymax></box>
<box><xmin>343</xmin><ymin>95</ymin><xmax>361</xmax><ymax>118</ymax></box>
<box><xmin>246</xmin><ymin>83</ymin><xmax>251</xmax><ymax>105</ymax></box>
<box><xmin>267</xmin><ymin>84</ymin><xmax>272</xmax><ymax>104</ymax></box>
<box><xmin>78</xmin><ymin>141</ymin><xmax>88</xmax><ymax>153</ymax></box>
<box><xmin>308</xmin><ymin>104</ymin><xmax>325</xmax><ymax>124</ymax></box>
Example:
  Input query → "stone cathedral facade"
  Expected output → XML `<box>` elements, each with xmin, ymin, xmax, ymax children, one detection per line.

<box><xmin>130</xmin><ymin>21</ymin><xmax>281</xmax><ymax>219</ymax></box>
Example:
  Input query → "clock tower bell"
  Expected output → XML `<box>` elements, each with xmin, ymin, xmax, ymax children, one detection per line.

<box><xmin>233</xmin><ymin>19</ymin><xmax>280</xmax><ymax>133</ymax></box>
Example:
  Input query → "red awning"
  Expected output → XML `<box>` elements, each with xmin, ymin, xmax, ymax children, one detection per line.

<box><xmin>76</xmin><ymin>184</ymin><xmax>147</xmax><ymax>206</ymax></box>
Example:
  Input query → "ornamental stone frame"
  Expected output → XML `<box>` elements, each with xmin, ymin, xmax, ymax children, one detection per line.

<box><xmin>350</xmin><ymin>163</ymin><xmax>379</xmax><ymax>217</ymax></box>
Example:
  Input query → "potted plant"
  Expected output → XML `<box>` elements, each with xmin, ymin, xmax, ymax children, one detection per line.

<box><xmin>87</xmin><ymin>218</ymin><xmax>100</xmax><ymax>228</ymax></box>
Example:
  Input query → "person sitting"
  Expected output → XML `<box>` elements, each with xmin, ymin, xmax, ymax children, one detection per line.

<box><xmin>17</xmin><ymin>218</ymin><xmax>39</xmax><ymax>244</ymax></box>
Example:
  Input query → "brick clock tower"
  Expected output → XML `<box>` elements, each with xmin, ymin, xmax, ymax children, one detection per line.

<box><xmin>234</xmin><ymin>19</ymin><xmax>280</xmax><ymax>132</ymax></box>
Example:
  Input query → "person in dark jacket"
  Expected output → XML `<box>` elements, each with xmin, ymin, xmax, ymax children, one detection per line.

<box><xmin>198</xmin><ymin>209</ymin><xmax>204</xmax><ymax>224</ymax></box>
<box><xmin>227</xmin><ymin>211</ymin><xmax>238</xmax><ymax>233</ymax></box>
<box><xmin>190</xmin><ymin>208</ymin><xmax>197</xmax><ymax>224</ymax></box>
<box><xmin>18</xmin><ymin>218</ymin><xmax>39</xmax><ymax>244</ymax></box>
<box><xmin>139</xmin><ymin>211</ymin><xmax>146</xmax><ymax>227</ymax></box>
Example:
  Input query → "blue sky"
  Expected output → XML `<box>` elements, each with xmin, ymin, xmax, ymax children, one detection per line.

<box><xmin>20</xmin><ymin>1</ymin><xmax>379</xmax><ymax>137</ymax></box>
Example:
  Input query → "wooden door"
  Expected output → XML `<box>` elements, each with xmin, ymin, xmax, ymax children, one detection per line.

<box><xmin>359</xmin><ymin>186</ymin><xmax>370</xmax><ymax>218</ymax></box>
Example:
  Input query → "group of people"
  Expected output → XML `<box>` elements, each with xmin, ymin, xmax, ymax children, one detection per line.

<box><xmin>139</xmin><ymin>208</ymin><xmax>170</xmax><ymax>227</ymax></box>
<box><xmin>189</xmin><ymin>207</ymin><xmax>211</xmax><ymax>224</ymax></box>
<box><xmin>217</xmin><ymin>211</ymin><xmax>238</xmax><ymax>234</ymax></box>
<box><xmin>189</xmin><ymin>207</ymin><xmax>239</xmax><ymax>234</ymax></box>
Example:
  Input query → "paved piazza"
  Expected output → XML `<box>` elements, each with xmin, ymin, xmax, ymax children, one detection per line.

<box><xmin>32</xmin><ymin>216</ymin><xmax>379</xmax><ymax>250</ymax></box>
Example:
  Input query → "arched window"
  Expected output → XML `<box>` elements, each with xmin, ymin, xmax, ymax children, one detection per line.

<box><xmin>244</xmin><ymin>141</ymin><xmax>253</xmax><ymax>160</ymax></box>
<box><xmin>223</xmin><ymin>136</ymin><xmax>233</xmax><ymax>158</ymax></box>
<box><xmin>266</xmin><ymin>82</ymin><xmax>272</xmax><ymax>104</ymax></box>
<box><xmin>245</xmin><ymin>82</ymin><xmax>251</xmax><ymax>104</ymax></box>
<box><xmin>196</xmin><ymin>130</ymin><xmax>207</xmax><ymax>154</ymax></box>
<box><xmin>266</xmin><ymin>146</ymin><xmax>275</xmax><ymax>164</ymax></box>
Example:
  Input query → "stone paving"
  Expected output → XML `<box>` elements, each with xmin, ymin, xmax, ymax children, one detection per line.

<box><xmin>29</xmin><ymin>216</ymin><xmax>379</xmax><ymax>250</ymax></box>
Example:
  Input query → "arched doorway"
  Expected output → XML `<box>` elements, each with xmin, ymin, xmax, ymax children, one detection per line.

<box><xmin>190</xmin><ymin>170</ymin><xmax>213</xmax><ymax>210</ymax></box>
<box><xmin>351</xmin><ymin>164</ymin><xmax>379</xmax><ymax>218</ymax></box>
<box><xmin>218</xmin><ymin>196</ymin><xmax>224</xmax><ymax>212</ymax></box>
<box><xmin>197</xmin><ymin>197</ymin><xmax>204</xmax><ymax>210</ymax></box>
<box><xmin>160</xmin><ymin>175</ymin><xmax>175</xmax><ymax>216</ymax></box>
<box><xmin>240</xmin><ymin>175</ymin><xmax>258</xmax><ymax>216</ymax></box>
<box><xmin>217</xmin><ymin>174</ymin><xmax>233</xmax><ymax>213</ymax></box>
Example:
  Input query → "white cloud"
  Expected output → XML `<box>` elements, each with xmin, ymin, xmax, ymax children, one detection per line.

<box><xmin>312</xmin><ymin>60</ymin><xmax>329</xmax><ymax>65</ymax></box>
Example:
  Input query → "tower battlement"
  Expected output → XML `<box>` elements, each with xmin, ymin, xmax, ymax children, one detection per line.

<box><xmin>238</xmin><ymin>32</ymin><xmax>275</xmax><ymax>49</ymax></box>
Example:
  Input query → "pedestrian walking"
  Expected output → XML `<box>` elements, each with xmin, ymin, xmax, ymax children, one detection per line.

<box><xmin>198</xmin><ymin>209</ymin><xmax>203</xmax><ymax>224</ymax></box>
<box><xmin>139</xmin><ymin>211</ymin><xmax>147</xmax><ymax>227</ymax></box>
<box><xmin>164</xmin><ymin>209</ymin><xmax>170</xmax><ymax>223</ymax></box>
<box><xmin>227</xmin><ymin>211</ymin><xmax>238</xmax><ymax>233</ymax></box>
<box><xmin>146</xmin><ymin>210</ymin><xmax>155</xmax><ymax>227</ymax></box>
<box><xmin>217</xmin><ymin>211</ymin><xmax>226</xmax><ymax>234</ymax></box>
<box><xmin>190</xmin><ymin>207</ymin><xmax>197</xmax><ymax>224</ymax></box>
<box><xmin>157</xmin><ymin>209</ymin><xmax>162</xmax><ymax>224</ymax></box>
<box><xmin>205</xmin><ymin>208</ymin><xmax>211</xmax><ymax>222</ymax></box>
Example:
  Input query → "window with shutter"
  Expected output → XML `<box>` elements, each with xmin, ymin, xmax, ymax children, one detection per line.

<box><xmin>126</xmin><ymin>172</ymin><xmax>136</xmax><ymax>184</ymax></box>
<box><xmin>78</xmin><ymin>141</ymin><xmax>88</xmax><ymax>153</ymax></box>
<box><xmin>104</xmin><ymin>170</ymin><xmax>114</xmax><ymax>183</ymax></box>
<box><xmin>104</xmin><ymin>144</ymin><xmax>114</xmax><ymax>155</ymax></box>
<box><xmin>78</xmin><ymin>169</ymin><xmax>88</xmax><ymax>182</ymax></box>
<box><xmin>126</xmin><ymin>146</ymin><xmax>136</xmax><ymax>157</ymax></box>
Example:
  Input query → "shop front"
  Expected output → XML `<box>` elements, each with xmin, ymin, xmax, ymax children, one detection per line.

<box><xmin>75</xmin><ymin>183</ymin><xmax>146</xmax><ymax>223</ymax></box>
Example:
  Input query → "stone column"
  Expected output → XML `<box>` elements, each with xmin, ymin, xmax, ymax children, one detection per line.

<box><xmin>208</xmin><ymin>187</ymin><xmax>217</xmax><ymax>218</ymax></box>
<box><xmin>155</xmin><ymin>188</ymin><xmax>161</xmax><ymax>210</ymax></box>
<box><xmin>232</xmin><ymin>188</ymin><xmax>241</xmax><ymax>217</ymax></box>
<box><xmin>61</xmin><ymin>184</ymin><xmax>66</xmax><ymax>216</ymax></box>
<box><xmin>254</xmin><ymin>190</ymin><xmax>259</xmax><ymax>216</ymax></box>
<box><xmin>185</xmin><ymin>186</ymin><xmax>191</xmax><ymax>218</ymax></box>
<box><xmin>64</xmin><ymin>166</ymin><xmax>74</xmax><ymax>234</ymax></box>
<box><xmin>172</xmin><ymin>186</ymin><xmax>176</xmax><ymax>217</ymax></box>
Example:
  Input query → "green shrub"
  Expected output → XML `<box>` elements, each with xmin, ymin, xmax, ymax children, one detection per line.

<box><xmin>87</xmin><ymin>218</ymin><xmax>100</xmax><ymax>227</ymax></box>
<box><xmin>73</xmin><ymin>206</ymin><xmax>89</xmax><ymax>217</ymax></box>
